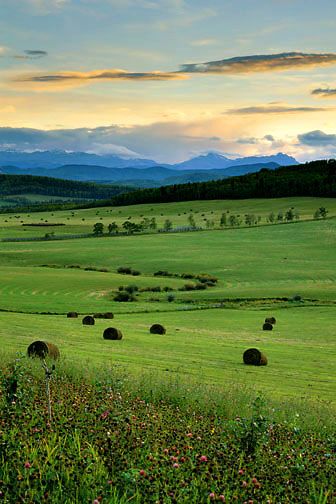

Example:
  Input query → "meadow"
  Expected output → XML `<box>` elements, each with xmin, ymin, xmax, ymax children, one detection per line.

<box><xmin>0</xmin><ymin>196</ymin><xmax>335</xmax><ymax>503</ymax></box>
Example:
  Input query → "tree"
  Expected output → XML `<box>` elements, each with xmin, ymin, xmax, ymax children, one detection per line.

<box><xmin>267</xmin><ymin>212</ymin><xmax>275</xmax><ymax>224</ymax></box>
<box><xmin>188</xmin><ymin>214</ymin><xmax>196</xmax><ymax>228</ymax></box>
<box><xmin>93</xmin><ymin>222</ymin><xmax>104</xmax><ymax>235</ymax></box>
<box><xmin>163</xmin><ymin>219</ymin><xmax>173</xmax><ymax>231</ymax></box>
<box><xmin>245</xmin><ymin>214</ymin><xmax>256</xmax><ymax>226</ymax></box>
<box><xmin>319</xmin><ymin>207</ymin><xmax>328</xmax><ymax>219</ymax></box>
<box><xmin>108</xmin><ymin>222</ymin><xmax>119</xmax><ymax>234</ymax></box>
<box><xmin>149</xmin><ymin>217</ymin><xmax>157</xmax><ymax>230</ymax></box>
<box><xmin>285</xmin><ymin>209</ymin><xmax>294</xmax><ymax>222</ymax></box>
<box><xmin>220</xmin><ymin>213</ymin><xmax>227</xmax><ymax>227</ymax></box>
<box><xmin>277</xmin><ymin>211</ymin><xmax>283</xmax><ymax>222</ymax></box>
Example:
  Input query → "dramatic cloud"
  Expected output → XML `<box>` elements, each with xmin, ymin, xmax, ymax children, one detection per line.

<box><xmin>311</xmin><ymin>87</ymin><xmax>336</xmax><ymax>97</ymax></box>
<box><xmin>180</xmin><ymin>52</ymin><xmax>336</xmax><ymax>74</ymax></box>
<box><xmin>298</xmin><ymin>130</ymin><xmax>336</xmax><ymax>146</ymax></box>
<box><xmin>225</xmin><ymin>104</ymin><xmax>328</xmax><ymax>115</ymax></box>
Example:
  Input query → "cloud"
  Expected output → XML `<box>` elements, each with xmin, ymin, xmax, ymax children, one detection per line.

<box><xmin>311</xmin><ymin>87</ymin><xmax>336</xmax><ymax>98</ymax></box>
<box><xmin>298</xmin><ymin>130</ymin><xmax>336</xmax><ymax>146</ymax></box>
<box><xmin>264</xmin><ymin>135</ymin><xmax>275</xmax><ymax>142</ymax></box>
<box><xmin>14</xmin><ymin>49</ymin><xmax>48</xmax><ymax>60</ymax></box>
<box><xmin>180</xmin><ymin>52</ymin><xmax>336</xmax><ymax>74</ymax></box>
<box><xmin>14</xmin><ymin>68</ymin><xmax>187</xmax><ymax>89</ymax></box>
<box><xmin>11</xmin><ymin>50</ymin><xmax>336</xmax><ymax>91</ymax></box>
<box><xmin>225</xmin><ymin>104</ymin><xmax>328</xmax><ymax>115</ymax></box>
<box><xmin>0</xmin><ymin>46</ymin><xmax>9</xmax><ymax>56</ymax></box>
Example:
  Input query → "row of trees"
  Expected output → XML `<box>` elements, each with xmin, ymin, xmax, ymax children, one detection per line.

<box><xmin>93</xmin><ymin>206</ymin><xmax>329</xmax><ymax>235</ymax></box>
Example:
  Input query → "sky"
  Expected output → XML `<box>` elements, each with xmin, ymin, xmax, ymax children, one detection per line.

<box><xmin>1</xmin><ymin>0</ymin><xmax>336</xmax><ymax>163</ymax></box>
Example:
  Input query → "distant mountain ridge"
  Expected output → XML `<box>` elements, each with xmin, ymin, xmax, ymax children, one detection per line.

<box><xmin>1</xmin><ymin>162</ymin><xmax>280</xmax><ymax>186</ymax></box>
<box><xmin>173</xmin><ymin>152</ymin><xmax>297</xmax><ymax>170</ymax></box>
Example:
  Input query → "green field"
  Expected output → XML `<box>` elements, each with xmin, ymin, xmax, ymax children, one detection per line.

<box><xmin>1</xmin><ymin>196</ymin><xmax>335</xmax><ymax>503</ymax></box>
<box><xmin>0</xmin><ymin>197</ymin><xmax>335</xmax><ymax>407</ymax></box>
<box><xmin>0</xmin><ymin>196</ymin><xmax>335</xmax><ymax>239</ymax></box>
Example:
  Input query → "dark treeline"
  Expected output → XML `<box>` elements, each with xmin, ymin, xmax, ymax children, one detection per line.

<box><xmin>0</xmin><ymin>174</ymin><xmax>132</xmax><ymax>200</ymax></box>
<box><xmin>111</xmin><ymin>160</ymin><xmax>336</xmax><ymax>206</ymax></box>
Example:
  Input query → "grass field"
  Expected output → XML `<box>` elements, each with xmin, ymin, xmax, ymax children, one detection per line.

<box><xmin>0</xmin><ymin>197</ymin><xmax>335</xmax><ymax>407</ymax></box>
<box><xmin>0</xmin><ymin>196</ymin><xmax>335</xmax><ymax>239</ymax></box>
<box><xmin>1</xmin><ymin>196</ymin><xmax>335</xmax><ymax>503</ymax></box>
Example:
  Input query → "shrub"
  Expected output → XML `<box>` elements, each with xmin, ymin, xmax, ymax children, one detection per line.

<box><xmin>113</xmin><ymin>291</ymin><xmax>135</xmax><ymax>302</ymax></box>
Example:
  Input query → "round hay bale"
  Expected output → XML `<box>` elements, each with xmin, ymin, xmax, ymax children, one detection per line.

<box><xmin>67</xmin><ymin>311</ymin><xmax>78</xmax><ymax>318</ymax></box>
<box><xmin>243</xmin><ymin>348</ymin><xmax>267</xmax><ymax>366</ymax></box>
<box><xmin>150</xmin><ymin>323</ymin><xmax>166</xmax><ymax>335</ymax></box>
<box><xmin>265</xmin><ymin>317</ymin><xmax>276</xmax><ymax>325</ymax></box>
<box><xmin>103</xmin><ymin>327</ymin><xmax>123</xmax><ymax>340</ymax></box>
<box><xmin>82</xmin><ymin>315</ymin><xmax>95</xmax><ymax>326</ymax></box>
<box><xmin>27</xmin><ymin>341</ymin><xmax>60</xmax><ymax>360</ymax></box>
<box><xmin>104</xmin><ymin>312</ymin><xmax>114</xmax><ymax>319</ymax></box>
<box><xmin>263</xmin><ymin>322</ymin><xmax>273</xmax><ymax>331</ymax></box>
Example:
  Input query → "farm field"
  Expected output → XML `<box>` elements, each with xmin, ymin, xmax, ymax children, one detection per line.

<box><xmin>0</xmin><ymin>196</ymin><xmax>335</xmax><ymax>239</ymax></box>
<box><xmin>1</xmin><ymin>196</ymin><xmax>335</xmax><ymax>503</ymax></box>
<box><xmin>0</xmin><ymin>197</ymin><xmax>335</xmax><ymax>404</ymax></box>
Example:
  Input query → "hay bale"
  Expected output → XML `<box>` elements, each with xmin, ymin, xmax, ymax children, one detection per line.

<box><xmin>27</xmin><ymin>341</ymin><xmax>60</xmax><ymax>360</ymax></box>
<box><xmin>93</xmin><ymin>313</ymin><xmax>104</xmax><ymax>319</ymax></box>
<box><xmin>265</xmin><ymin>317</ymin><xmax>276</xmax><ymax>325</ymax></box>
<box><xmin>103</xmin><ymin>327</ymin><xmax>123</xmax><ymax>340</ymax></box>
<box><xmin>263</xmin><ymin>322</ymin><xmax>273</xmax><ymax>331</ymax></box>
<box><xmin>82</xmin><ymin>315</ymin><xmax>95</xmax><ymax>326</ymax></box>
<box><xmin>243</xmin><ymin>348</ymin><xmax>267</xmax><ymax>366</ymax></box>
<box><xmin>150</xmin><ymin>324</ymin><xmax>166</xmax><ymax>335</ymax></box>
<box><xmin>67</xmin><ymin>311</ymin><xmax>78</xmax><ymax>318</ymax></box>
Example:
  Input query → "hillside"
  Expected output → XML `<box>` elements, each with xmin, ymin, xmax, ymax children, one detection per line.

<box><xmin>111</xmin><ymin>159</ymin><xmax>336</xmax><ymax>206</ymax></box>
<box><xmin>0</xmin><ymin>174</ymin><xmax>132</xmax><ymax>202</ymax></box>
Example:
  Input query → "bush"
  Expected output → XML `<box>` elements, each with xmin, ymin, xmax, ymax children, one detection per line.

<box><xmin>113</xmin><ymin>291</ymin><xmax>136</xmax><ymax>302</ymax></box>
<box><xmin>117</xmin><ymin>266</ymin><xmax>132</xmax><ymax>275</ymax></box>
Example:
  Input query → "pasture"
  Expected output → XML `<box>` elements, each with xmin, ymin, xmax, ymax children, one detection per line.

<box><xmin>0</xmin><ymin>197</ymin><xmax>335</xmax><ymax>503</ymax></box>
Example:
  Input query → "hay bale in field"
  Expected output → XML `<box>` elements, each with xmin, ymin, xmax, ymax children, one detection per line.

<box><xmin>82</xmin><ymin>315</ymin><xmax>95</xmax><ymax>326</ymax></box>
<box><xmin>263</xmin><ymin>322</ymin><xmax>273</xmax><ymax>331</ymax></box>
<box><xmin>27</xmin><ymin>341</ymin><xmax>60</xmax><ymax>360</ymax></box>
<box><xmin>103</xmin><ymin>327</ymin><xmax>123</xmax><ymax>340</ymax></box>
<box><xmin>67</xmin><ymin>311</ymin><xmax>78</xmax><ymax>318</ymax></box>
<box><xmin>265</xmin><ymin>317</ymin><xmax>276</xmax><ymax>325</ymax></box>
<box><xmin>150</xmin><ymin>323</ymin><xmax>166</xmax><ymax>335</ymax></box>
<box><xmin>93</xmin><ymin>313</ymin><xmax>104</xmax><ymax>319</ymax></box>
<box><xmin>243</xmin><ymin>348</ymin><xmax>267</xmax><ymax>366</ymax></box>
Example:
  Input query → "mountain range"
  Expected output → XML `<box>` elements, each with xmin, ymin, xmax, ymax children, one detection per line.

<box><xmin>0</xmin><ymin>150</ymin><xmax>298</xmax><ymax>187</ymax></box>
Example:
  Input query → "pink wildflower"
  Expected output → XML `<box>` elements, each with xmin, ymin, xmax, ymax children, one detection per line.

<box><xmin>173</xmin><ymin>463</ymin><xmax>179</xmax><ymax>468</ymax></box>
<box><xmin>100</xmin><ymin>410</ymin><xmax>110</xmax><ymax>420</ymax></box>
<box><xmin>219</xmin><ymin>496</ymin><xmax>225</xmax><ymax>502</ymax></box>
<box><xmin>199</xmin><ymin>455</ymin><xmax>208</xmax><ymax>462</ymax></box>
<box><xmin>186</xmin><ymin>432</ymin><xmax>193</xmax><ymax>438</ymax></box>
<box><xmin>209</xmin><ymin>492</ymin><xmax>215</xmax><ymax>499</ymax></box>
<box><xmin>24</xmin><ymin>462</ymin><xmax>31</xmax><ymax>469</ymax></box>
<box><xmin>242</xmin><ymin>480</ymin><xmax>248</xmax><ymax>488</ymax></box>
<box><xmin>238</xmin><ymin>469</ymin><xmax>244</xmax><ymax>475</ymax></box>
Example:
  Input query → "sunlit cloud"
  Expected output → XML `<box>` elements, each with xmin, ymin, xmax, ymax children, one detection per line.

<box><xmin>225</xmin><ymin>103</ymin><xmax>329</xmax><ymax>115</ymax></box>
<box><xmin>13</xmin><ymin>68</ymin><xmax>188</xmax><ymax>90</ymax></box>
<box><xmin>190</xmin><ymin>38</ymin><xmax>217</xmax><ymax>47</ymax></box>
<box><xmin>180</xmin><ymin>52</ymin><xmax>336</xmax><ymax>74</ymax></box>
<box><xmin>311</xmin><ymin>87</ymin><xmax>336</xmax><ymax>97</ymax></box>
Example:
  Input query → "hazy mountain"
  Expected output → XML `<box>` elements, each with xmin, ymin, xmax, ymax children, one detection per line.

<box><xmin>0</xmin><ymin>149</ymin><xmax>159</xmax><ymax>169</ymax></box>
<box><xmin>173</xmin><ymin>152</ymin><xmax>297</xmax><ymax>170</ymax></box>
<box><xmin>0</xmin><ymin>161</ymin><xmax>280</xmax><ymax>187</ymax></box>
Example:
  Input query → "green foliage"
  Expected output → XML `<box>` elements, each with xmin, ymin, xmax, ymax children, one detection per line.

<box><xmin>93</xmin><ymin>222</ymin><xmax>104</xmax><ymax>235</ymax></box>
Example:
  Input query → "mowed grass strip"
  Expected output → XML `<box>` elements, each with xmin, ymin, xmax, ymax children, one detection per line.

<box><xmin>1</xmin><ymin>306</ymin><xmax>335</xmax><ymax>403</ymax></box>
